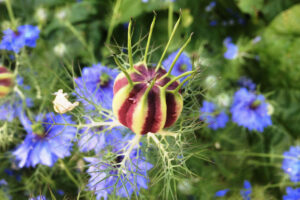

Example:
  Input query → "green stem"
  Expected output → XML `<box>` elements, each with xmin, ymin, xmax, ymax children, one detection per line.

<box><xmin>161</xmin><ymin>33</ymin><xmax>193</xmax><ymax>80</ymax></box>
<box><xmin>144</xmin><ymin>12</ymin><xmax>157</xmax><ymax>64</ymax></box>
<box><xmin>155</xmin><ymin>14</ymin><xmax>182</xmax><ymax>71</ymax></box>
<box><xmin>163</xmin><ymin>71</ymin><xmax>194</xmax><ymax>90</ymax></box>
<box><xmin>113</xmin><ymin>55</ymin><xmax>133</xmax><ymax>86</ymax></box>
<box><xmin>105</xmin><ymin>0</ymin><xmax>122</xmax><ymax>44</ymax></box>
<box><xmin>5</xmin><ymin>0</ymin><xmax>16</xmax><ymax>29</ymax></box>
<box><xmin>174</xmin><ymin>74</ymin><xmax>194</xmax><ymax>92</ymax></box>
<box><xmin>59</xmin><ymin>159</ymin><xmax>80</xmax><ymax>187</ymax></box>
<box><xmin>64</xmin><ymin>21</ymin><xmax>96</xmax><ymax>63</ymax></box>
<box><xmin>128</xmin><ymin>19</ymin><xmax>133</xmax><ymax>69</ymax></box>
<box><xmin>168</xmin><ymin>2</ymin><xmax>173</xmax><ymax>38</ymax></box>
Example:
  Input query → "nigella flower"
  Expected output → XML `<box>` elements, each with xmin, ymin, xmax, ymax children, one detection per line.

<box><xmin>283</xmin><ymin>187</ymin><xmax>300</xmax><ymax>200</ymax></box>
<box><xmin>85</xmin><ymin>135</ymin><xmax>153</xmax><ymax>200</ymax></box>
<box><xmin>0</xmin><ymin>25</ymin><xmax>40</xmax><ymax>53</ymax></box>
<box><xmin>75</xmin><ymin>63</ymin><xmax>118</xmax><ymax>111</ymax></box>
<box><xmin>230</xmin><ymin>88</ymin><xmax>272</xmax><ymax>132</ymax></box>
<box><xmin>223</xmin><ymin>37</ymin><xmax>238</xmax><ymax>60</ymax></box>
<box><xmin>237</xmin><ymin>76</ymin><xmax>256</xmax><ymax>91</ymax></box>
<box><xmin>162</xmin><ymin>49</ymin><xmax>192</xmax><ymax>83</ymax></box>
<box><xmin>282</xmin><ymin>146</ymin><xmax>300</xmax><ymax>182</ymax></box>
<box><xmin>215</xmin><ymin>189</ymin><xmax>229</xmax><ymax>197</ymax></box>
<box><xmin>13</xmin><ymin>112</ymin><xmax>76</xmax><ymax>168</ymax></box>
<box><xmin>200</xmin><ymin>101</ymin><xmax>229</xmax><ymax>130</ymax></box>
<box><xmin>79</xmin><ymin>118</ymin><xmax>123</xmax><ymax>153</ymax></box>
<box><xmin>240</xmin><ymin>180</ymin><xmax>251</xmax><ymax>200</ymax></box>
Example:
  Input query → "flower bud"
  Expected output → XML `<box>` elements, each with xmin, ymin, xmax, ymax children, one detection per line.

<box><xmin>0</xmin><ymin>66</ymin><xmax>14</xmax><ymax>98</ymax></box>
<box><xmin>113</xmin><ymin>63</ymin><xmax>183</xmax><ymax>135</ymax></box>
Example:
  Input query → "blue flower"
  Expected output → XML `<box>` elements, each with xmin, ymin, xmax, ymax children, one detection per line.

<box><xmin>75</xmin><ymin>63</ymin><xmax>118</xmax><ymax>111</ymax></box>
<box><xmin>0</xmin><ymin>25</ymin><xmax>39</xmax><ymax>53</ymax></box>
<box><xmin>230</xmin><ymin>88</ymin><xmax>272</xmax><ymax>132</ymax></box>
<box><xmin>240</xmin><ymin>180</ymin><xmax>251</xmax><ymax>200</ymax></box>
<box><xmin>215</xmin><ymin>189</ymin><xmax>229</xmax><ymax>197</ymax></box>
<box><xmin>85</xmin><ymin>135</ymin><xmax>153</xmax><ymax>200</ymax></box>
<box><xmin>282</xmin><ymin>146</ymin><xmax>300</xmax><ymax>182</ymax></box>
<box><xmin>162</xmin><ymin>49</ymin><xmax>192</xmax><ymax>84</ymax></box>
<box><xmin>79</xmin><ymin>119</ymin><xmax>123</xmax><ymax>153</ymax></box>
<box><xmin>209</xmin><ymin>20</ymin><xmax>218</xmax><ymax>26</ymax></box>
<box><xmin>237</xmin><ymin>77</ymin><xmax>256</xmax><ymax>91</ymax></box>
<box><xmin>13</xmin><ymin>112</ymin><xmax>76</xmax><ymax>168</ymax></box>
<box><xmin>223</xmin><ymin>37</ymin><xmax>238</xmax><ymax>60</ymax></box>
<box><xmin>200</xmin><ymin>101</ymin><xmax>229</xmax><ymax>130</ymax></box>
<box><xmin>283</xmin><ymin>187</ymin><xmax>300</xmax><ymax>200</ymax></box>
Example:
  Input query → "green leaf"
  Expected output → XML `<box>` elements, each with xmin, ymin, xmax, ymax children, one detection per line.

<box><xmin>237</xmin><ymin>0</ymin><xmax>264</xmax><ymax>16</ymax></box>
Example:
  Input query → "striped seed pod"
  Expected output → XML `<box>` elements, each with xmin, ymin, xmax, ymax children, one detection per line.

<box><xmin>0</xmin><ymin>66</ymin><xmax>14</xmax><ymax>98</ymax></box>
<box><xmin>113</xmin><ymin>63</ymin><xmax>184</xmax><ymax>135</ymax></box>
<box><xmin>112</xmin><ymin>15</ymin><xmax>194</xmax><ymax>135</ymax></box>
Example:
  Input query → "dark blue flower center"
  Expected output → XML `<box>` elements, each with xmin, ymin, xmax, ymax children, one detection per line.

<box><xmin>31</xmin><ymin>123</ymin><xmax>45</xmax><ymax>136</ymax></box>
<box><xmin>179</xmin><ymin>64</ymin><xmax>187</xmax><ymax>72</ymax></box>
<box><xmin>250</xmin><ymin>99</ymin><xmax>261</xmax><ymax>110</ymax></box>
<box><xmin>99</xmin><ymin>73</ymin><xmax>111</xmax><ymax>87</ymax></box>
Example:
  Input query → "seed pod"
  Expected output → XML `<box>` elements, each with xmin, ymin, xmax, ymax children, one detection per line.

<box><xmin>113</xmin><ymin>63</ymin><xmax>183</xmax><ymax>135</ymax></box>
<box><xmin>0</xmin><ymin>66</ymin><xmax>14</xmax><ymax>98</ymax></box>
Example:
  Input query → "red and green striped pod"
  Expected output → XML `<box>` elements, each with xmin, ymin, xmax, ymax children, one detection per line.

<box><xmin>0</xmin><ymin>66</ymin><xmax>14</xmax><ymax>98</ymax></box>
<box><xmin>113</xmin><ymin>63</ymin><xmax>183</xmax><ymax>135</ymax></box>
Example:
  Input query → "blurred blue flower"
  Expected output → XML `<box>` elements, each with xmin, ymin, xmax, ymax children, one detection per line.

<box><xmin>252</xmin><ymin>36</ymin><xmax>261</xmax><ymax>44</ymax></box>
<box><xmin>162</xmin><ymin>49</ymin><xmax>192</xmax><ymax>84</ymax></box>
<box><xmin>224</xmin><ymin>41</ymin><xmax>238</xmax><ymax>60</ymax></box>
<box><xmin>240</xmin><ymin>180</ymin><xmax>251</xmax><ymax>200</ymax></box>
<box><xmin>237</xmin><ymin>77</ymin><xmax>256</xmax><ymax>91</ymax></box>
<box><xmin>13</xmin><ymin>112</ymin><xmax>76</xmax><ymax>168</ymax></box>
<box><xmin>283</xmin><ymin>187</ymin><xmax>300</xmax><ymax>200</ymax></box>
<box><xmin>205</xmin><ymin>1</ymin><xmax>216</xmax><ymax>12</ymax></box>
<box><xmin>215</xmin><ymin>189</ymin><xmax>229</xmax><ymax>197</ymax></box>
<box><xmin>75</xmin><ymin>63</ymin><xmax>118</xmax><ymax>111</ymax></box>
<box><xmin>200</xmin><ymin>101</ymin><xmax>229</xmax><ymax>130</ymax></box>
<box><xmin>29</xmin><ymin>196</ymin><xmax>47</xmax><ymax>200</ymax></box>
<box><xmin>0</xmin><ymin>76</ymin><xmax>33</xmax><ymax>122</ymax></box>
<box><xmin>79</xmin><ymin>118</ymin><xmax>123</xmax><ymax>153</ymax></box>
<box><xmin>0</xmin><ymin>25</ymin><xmax>39</xmax><ymax>53</ymax></box>
<box><xmin>85</xmin><ymin>135</ymin><xmax>153</xmax><ymax>200</ymax></box>
<box><xmin>282</xmin><ymin>146</ymin><xmax>300</xmax><ymax>182</ymax></box>
<box><xmin>209</xmin><ymin>20</ymin><xmax>218</xmax><ymax>26</ymax></box>
<box><xmin>0</xmin><ymin>179</ymin><xmax>7</xmax><ymax>186</ymax></box>
<box><xmin>230</xmin><ymin>88</ymin><xmax>272</xmax><ymax>132</ymax></box>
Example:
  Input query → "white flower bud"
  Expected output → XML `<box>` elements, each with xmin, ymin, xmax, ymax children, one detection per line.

<box><xmin>56</xmin><ymin>9</ymin><xmax>68</xmax><ymax>20</ymax></box>
<box><xmin>35</xmin><ymin>7</ymin><xmax>47</xmax><ymax>23</ymax></box>
<box><xmin>53</xmin><ymin>89</ymin><xmax>79</xmax><ymax>114</ymax></box>
<box><xmin>216</xmin><ymin>93</ymin><xmax>230</xmax><ymax>107</ymax></box>
<box><xmin>177</xmin><ymin>179</ymin><xmax>193</xmax><ymax>195</ymax></box>
<box><xmin>204</xmin><ymin>75</ymin><xmax>217</xmax><ymax>88</ymax></box>
<box><xmin>53</xmin><ymin>43</ymin><xmax>67</xmax><ymax>57</ymax></box>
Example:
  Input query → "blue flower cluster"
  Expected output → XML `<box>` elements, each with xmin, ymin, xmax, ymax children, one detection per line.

<box><xmin>0</xmin><ymin>25</ymin><xmax>40</xmax><ymax>53</ymax></box>
<box><xmin>75</xmin><ymin>63</ymin><xmax>118</xmax><ymax>111</ymax></box>
<box><xmin>200</xmin><ymin>101</ymin><xmax>229</xmax><ymax>130</ymax></box>
<box><xmin>231</xmin><ymin>88</ymin><xmax>272</xmax><ymax>132</ymax></box>
<box><xmin>215</xmin><ymin>180</ymin><xmax>251</xmax><ymax>199</ymax></box>
<box><xmin>282</xmin><ymin>146</ymin><xmax>300</xmax><ymax>182</ymax></box>
<box><xmin>283</xmin><ymin>187</ymin><xmax>300</xmax><ymax>200</ymax></box>
<box><xmin>240</xmin><ymin>180</ymin><xmax>252</xmax><ymax>200</ymax></box>
<box><xmin>85</xmin><ymin>135</ymin><xmax>153</xmax><ymax>200</ymax></box>
<box><xmin>13</xmin><ymin>113</ymin><xmax>76</xmax><ymax>168</ymax></box>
